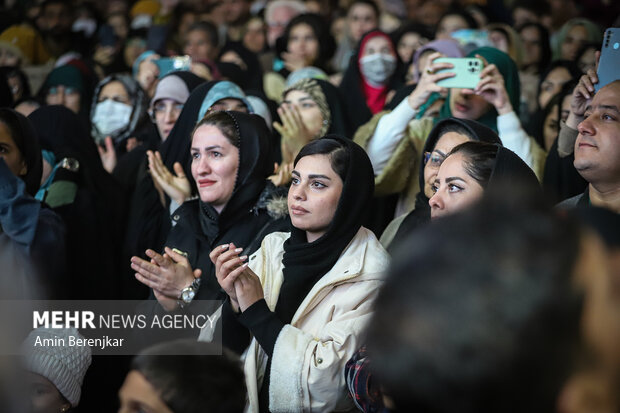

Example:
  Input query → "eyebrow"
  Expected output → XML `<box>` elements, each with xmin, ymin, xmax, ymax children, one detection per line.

<box><xmin>445</xmin><ymin>177</ymin><xmax>466</xmax><ymax>184</ymax></box>
<box><xmin>433</xmin><ymin>149</ymin><xmax>447</xmax><ymax>157</ymax></box>
<box><xmin>190</xmin><ymin>145</ymin><xmax>223</xmax><ymax>151</ymax></box>
<box><xmin>290</xmin><ymin>170</ymin><xmax>332</xmax><ymax>180</ymax></box>
<box><xmin>585</xmin><ymin>104</ymin><xmax>620</xmax><ymax>113</ymax></box>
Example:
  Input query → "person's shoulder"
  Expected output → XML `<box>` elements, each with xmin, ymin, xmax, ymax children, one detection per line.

<box><xmin>556</xmin><ymin>193</ymin><xmax>585</xmax><ymax>209</ymax></box>
<box><xmin>345</xmin><ymin>227</ymin><xmax>391</xmax><ymax>277</ymax></box>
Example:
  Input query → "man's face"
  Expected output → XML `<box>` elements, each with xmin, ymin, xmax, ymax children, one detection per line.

<box><xmin>41</xmin><ymin>3</ymin><xmax>73</xmax><ymax>36</ymax></box>
<box><xmin>574</xmin><ymin>82</ymin><xmax>620</xmax><ymax>186</ymax></box>
<box><xmin>267</xmin><ymin>6</ymin><xmax>298</xmax><ymax>48</ymax></box>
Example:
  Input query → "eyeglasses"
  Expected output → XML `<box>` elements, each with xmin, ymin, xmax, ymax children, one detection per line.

<box><xmin>149</xmin><ymin>101</ymin><xmax>184</xmax><ymax>121</ymax></box>
<box><xmin>47</xmin><ymin>86</ymin><xmax>78</xmax><ymax>96</ymax></box>
<box><xmin>423</xmin><ymin>151</ymin><xmax>446</xmax><ymax>168</ymax></box>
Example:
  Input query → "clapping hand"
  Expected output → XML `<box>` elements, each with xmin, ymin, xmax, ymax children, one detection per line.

<box><xmin>147</xmin><ymin>150</ymin><xmax>191</xmax><ymax>206</ymax></box>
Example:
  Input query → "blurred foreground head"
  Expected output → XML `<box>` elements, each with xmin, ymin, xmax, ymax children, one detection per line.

<box><xmin>367</xmin><ymin>189</ymin><xmax>589</xmax><ymax>413</ymax></box>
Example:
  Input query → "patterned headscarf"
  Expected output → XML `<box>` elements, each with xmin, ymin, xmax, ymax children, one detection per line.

<box><xmin>283</xmin><ymin>78</ymin><xmax>330</xmax><ymax>136</ymax></box>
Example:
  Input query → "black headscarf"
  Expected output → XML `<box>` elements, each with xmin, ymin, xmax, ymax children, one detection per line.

<box><xmin>28</xmin><ymin>105</ymin><xmax>121</xmax><ymax>202</ymax></box>
<box><xmin>198</xmin><ymin>111</ymin><xmax>274</xmax><ymax>233</ymax></box>
<box><xmin>280</xmin><ymin>14</ymin><xmax>336</xmax><ymax>73</ymax></box>
<box><xmin>0</xmin><ymin>70</ymin><xmax>14</xmax><ymax>108</ymax></box>
<box><xmin>489</xmin><ymin>145</ymin><xmax>541</xmax><ymax>194</ymax></box>
<box><xmin>218</xmin><ymin>41</ymin><xmax>264</xmax><ymax>92</ymax></box>
<box><xmin>276</xmin><ymin>135</ymin><xmax>375</xmax><ymax>324</ymax></box>
<box><xmin>0</xmin><ymin>108</ymin><xmax>41</xmax><ymax>196</ymax></box>
<box><xmin>389</xmin><ymin>118</ymin><xmax>502</xmax><ymax>252</ymax></box>
<box><xmin>27</xmin><ymin>105</ymin><xmax>126</xmax><ymax>299</ymax></box>
<box><xmin>339</xmin><ymin>29</ymin><xmax>405</xmax><ymax>132</ymax></box>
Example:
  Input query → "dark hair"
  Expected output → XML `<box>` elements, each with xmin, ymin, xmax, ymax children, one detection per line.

<box><xmin>512</xmin><ymin>0</ymin><xmax>551</xmax><ymax>16</ymax></box>
<box><xmin>447</xmin><ymin>141</ymin><xmax>499</xmax><ymax>188</ymax></box>
<box><xmin>131</xmin><ymin>340</ymin><xmax>246</xmax><ymax>413</ymax></box>
<box><xmin>0</xmin><ymin>108</ymin><xmax>42</xmax><ymax>196</ymax></box>
<box><xmin>367</xmin><ymin>198</ymin><xmax>583</xmax><ymax>413</ymax></box>
<box><xmin>575</xmin><ymin>42</ymin><xmax>600</xmax><ymax>72</ymax></box>
<box><xmin>436</xmin><ymin>123</ymin><xmax>478</xmax><ymax>142</ymax></box>
<box><xmin>186</xmin><ymin>21</ymin><xmax>219</xmax><ymax>48</ymax></box>
<box><xmin>537</xmin><ymin>60</ymin><xmax>581</xmax><ymax>109</ymax></box>
<box><xmin>348</xmin><ymin>0</ymin><xmax>379</xmax><ymax>19</ymax></box>
<box><xmin>516</xmin><ymin>22</ymin><xmax>551</xmax><ymax>74</ymax></box>
<box><xmin>436</xmin><ymin>9</ymin><xmax>478</xmax><ymax>36</ymax></box>
<box><xmin>390</xmin><ymin>22</ymin><xmax>433</xmax><ymax>50</ymax></box>
<box><xmin>192</xmin><ymin>110</ymin><xmax>240</xmax><ymax>147</ymax></box>
<box><xmin>294</xmin><ymin>137</ymin><xmax>349</xmax><ymax>182</ymax></box>
<box><xmin>282</xmin><ymin>13</ymin><xmax>336</xmax><ymax>72</ymax></box>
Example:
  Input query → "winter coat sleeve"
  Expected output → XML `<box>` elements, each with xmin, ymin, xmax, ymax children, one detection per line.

<box><xmin>268</xmin><ymin>278</ymin><xmax>383</xmax><ymax>412</ymax></box>
<box><xmin>496</xmin><ymin>111</ymin><xmax>546</xmax><ymax>180</ymax></box>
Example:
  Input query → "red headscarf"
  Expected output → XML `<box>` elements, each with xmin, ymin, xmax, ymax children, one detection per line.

<box><xmin>358</xmin><ymin>30</ymin><xmax>396</xmax><ymax>114</ymax></box>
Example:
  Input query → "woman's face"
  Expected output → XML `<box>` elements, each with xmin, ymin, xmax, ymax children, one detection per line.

<box><xmin>578</xmin><ymin>46</ymin><xmax>597</xmax><ymax>74</ymax></box>
<box><xmin>543</xmin><ymin>102</ymin><xmax>559</xmax><ymax>151</ymax></box>
<box><xmin>435</xmin><ymin>15</ymin><xmax>468</xmax><ymax>40</ymax></box>
<box><xmin>27</xmin><ymin>372</ymin><xmax>70</xmax><ymax>413</ymax></box>
<box><xmin>539</xmin><ymin>67</ymin><xmax>572</xmax><ymax>109</ymax></box>
<box><xmin>184</xmin><ymin>29</ymin><xmax>214</xmax><ymax>61</ymax></box>
<box><xmin>449</xmin><ymin>88</ymin><xmax>492</xmax><ymax>122</ymax></box>
<box><xmin>562</xmin><ymin>24</ymin><xmax>589</xmax><ymax>61</ymax></box>
<box><xmin>428</xmin><ymin>152</ymin><xmax>485</xmax><ymax>219</ymax></box>
<box><xmin>348</xmin><ymin>3</ymin><xmax>377</xmax><ymax>42</ymax></box>
<box><xmin>118</xmin><ymin>371</ymin><xmax>173</xmax><ymax>413</ymax></box>
<box><xmin>288</xmin><ymin>23</ymin><xmax>319</xmax><ymax>65</ymax></box>
<box><xmin>282</xmin><ymin>90</ymin><xmax>324</xmax><ymax>138</ymax></box>
<box><xmin>190</xmin><ymin>124</ymin><xmax>239</xmax><ymax>212</ymax></box>
<box><xmin>397</xmin><ymin>32</ymin><xmax>426</xmax><ymax>64</ymax></box>
<box><xmin>243</xmin><ymin>18</ymin><xmax>266</xmax><ymax>53</ymax></box>
<box><xmin>489</xmin><ymin>30</ymin><xmax>509</xmax><ymax>54</ymax></box>
<box><xmin>46</xmin><ymin>85</ymin><xmax>81</xmax><ymax>114</ymax></box>
<box><xmin>98</xmin><ymin>80</ymin><xmax>130</xmax><ymax>104</ymax></box>
<box><xmin>519</xmin><ymin>26</ymin><xmax>541</xmax><ymax>69</ymax></box>
<box><xmin>422</xmin><ymin>131</ymin><xmax>470</xmax><ymax>198</ymax></box>
<box><xmin>208</xmin><ymin>98</ymin><xmax>248</xmax><ymax>113</ymax></box>
<box><xmin>151</xmin><ymin>98</ymin><xmax>183</xmax><ymax>140</ymax></box>
<box><xmin>360</xmin><ymin>35</ymin><xmax>394</xmax><ymax>59</ymax></box>
<box><xmin>0</xmin><ymin>120</ymin><xmax>27</xmax><ymax>177</ymax></box>
<box><xmin>288</xmin><ymin>154</ymin><xmax>344</xmax><ymax>243</ymax></box>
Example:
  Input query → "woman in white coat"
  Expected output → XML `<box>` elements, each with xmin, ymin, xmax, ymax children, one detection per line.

<box><xmin>210</xmin><ymin>136</ymin><xmax>389</xmax><ymax>412</ymax></box>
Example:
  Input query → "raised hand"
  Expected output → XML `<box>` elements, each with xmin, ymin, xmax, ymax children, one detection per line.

<box><xmin>131</xmin><ymin>247</ymin><xmax>200</xmax><ymax>301</ymax></box>
<box><xmin>147</xmin><ymin>150</ymin><xmax>191</xmax><ymax>206</ymax></box>
<box><xmin>408</xmin><ymin>52</ymin><xmax>454</xmax><ymax>111</ymax></box>
<box><xmin>234</xmin><ymin>269</ymin><xmax>264</xmax><ymax>312</ymax></box>
<box><xmin>97</xmin><ymin>136</ymin><xmax>117</xmax><ymax>173</ymax></box>
<box><xmin>137</xmin><ymin>54</ymin><xmax>160</xmax><ymax>97</ymax></box>
<box><xmin>210</xmin><ymin>243</ymin><xmax>248</xmax><ymax>310</ymax></box>
<box><xmin>472</xmin><ymin>56</ymin><xmax>512</xmax><ymax>115</ymax></box>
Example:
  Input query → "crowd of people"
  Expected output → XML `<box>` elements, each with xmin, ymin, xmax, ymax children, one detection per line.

<box><xmin>0</xmin><ymin>0</ymin><xmax>619</xmax><ymax>411</ymax></box>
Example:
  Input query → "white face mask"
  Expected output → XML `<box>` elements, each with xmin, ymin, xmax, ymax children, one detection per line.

<box><xmin>359</xmin><ymin>53</ymin><xmax>397</xmax><ymax>87</ymax></box>
<box><xmin>92</xmin><ymin>99</ymin><xmax>133</xmax><ymax>137</ymax></box>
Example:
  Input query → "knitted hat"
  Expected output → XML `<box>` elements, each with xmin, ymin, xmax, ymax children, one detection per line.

<box><xmin>151</xmin><ymin>74</ymin><xmax>191</xmax><ymax>107</ymax></box>
<box><xmin>0</xmin><ymin>24</ymin><xmax>51</xmax><ymax>65</ymax></box>
<box><xmin>23</xmin><ymin>327</ymin><xmax>92</xmax><ymax>407</ymax></box>
<box><xmin>130</xmin><ymin>0</ymin><xmax>161</xmax><ymax>18</ymax></box>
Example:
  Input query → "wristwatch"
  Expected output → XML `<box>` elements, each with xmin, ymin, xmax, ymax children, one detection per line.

<box><xmin>178</xmin><ymin>278</ymin><xmax>201</xmax><ymax>308</ymax></box>
<box><xmin>59</xmin><ymin>157</ymin><xmax>80</xmax><ymax>172</ymax></box>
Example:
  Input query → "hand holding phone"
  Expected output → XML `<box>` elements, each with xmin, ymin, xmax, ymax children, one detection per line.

<box><xmin>154</xmin><ymin>56</ymin><xmax>192</xmax><ymax>78</ymax></box>
<box><xmin>594</xmin><ymin>28</ymin><xmax>620</xmax><ymax>93</ymax></box>
<box><xmin>435</xmin><ymin>58</ymin><xmax>483</xmax><ymax>89</ymax></box>
<box><xmin>407</xmin><ymin>52</ymin><xmax>455</xmax><ymax>111</ymax></box>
